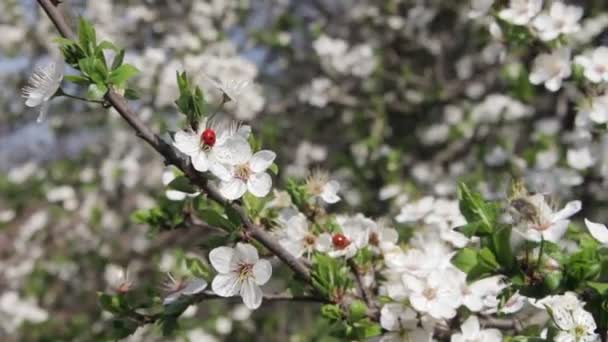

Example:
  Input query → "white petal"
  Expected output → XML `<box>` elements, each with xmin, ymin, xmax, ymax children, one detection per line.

<box><xmin>585</xmin><ymin>219</ymin><xmax>608</xmax><ymax>245</ymax></box>
<box><xmin>252</xmin><ymin>260</ymin><xmax>272</xmax><ymax>285</ymax></box>
<box><xmin>219</xmin><ymin>178</ymin><xmax>247</xmax><ymax>200</ymax></box>
<box><xmin>249</xmin><ymin>150</ymin><xmax>276</xmax><ymax>173</ymax></box>
<box><xmin>552</xmin><ymin>200</ymin><xmax>582</xmax><ymax>223</ymax></box>
<box><xmin>173</xmin><ymin>130</ymin><xmax>200</xmax><ymax>155</ymax></box>
<box><xmin>240</xmin><ymin>277</ymin><xmax>263</xmax><ymax>309</ymax></box>
<box><xmin>209</xmin><ymin>162</ymin><xmax>233</xmax><ymax>182</ymax></box>
<box><xmin>247</xmin><ymin>172</ymin><xmax>272</xmax><ymax>197</ymax></box>
<box><xmin>321</xmin><ymin>181</ymin><xmax>341</xmax><ymax>203</ymax></box>
<box><xmin>235</xmin><ymin>243</ymin><xmax>259</xmax><ymax>264</ymax></box>
<box><xmin>315</xmin><ymin>233</ymin><xmax>332</xmax><ymax>252</ymax></box>
<box><xmin>543</xmin><ymin>220</ymin><xmax>570</xmax><ymax>243</ymax></box>
<box><xmin>213</xmin><ymin>136</ymin><xmax>252</xmax><ymax>165</ymax></box>
<box><xmin>460</xmin><ymin>315</ymin><xmax>480</xmax><ymax>337</ymax></box>
<box><xmin>37</xmin><ymin>101</ymin><xmax>50</xmax><ymax>123</ymax></box>
<box><xmin>209</xmin><ymin>246</ymin><xmax>234</xmax><ymax>273</ymax></box>
<box><xmin>211</xmin><ymin>273</ymin><xmax>240</xmax><ymax>297</ymax></box>
<box><xmin>163</xmin><ymin>292</ymin><xmax>181</xmax><ymax>305</ymax></box>
<box><xmin>191</xmin><ymin>151</ymin><xmax>210</xmax><ymax>172</ymax></box>
<box><xmin>182</xmin><ymin>278</ymin><xmax>208</xmax><ymax>295</ymax></box>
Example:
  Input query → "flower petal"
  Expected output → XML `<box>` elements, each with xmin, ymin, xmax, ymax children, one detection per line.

<box><xmin>209</xmin><ymin>162</ymin><xmax>233</xmax><ymax>182</ymax></box>
<box><xmin>191</xmin><ymin>151</ymin><xmax>210</xmax><ymax>172</ymax></box>
<box><xmin>247</xmin><ymin>172</ymin><xmax>272</xmax><ymax>197</ymax></box>
<box><xmin>552</xmin><ymin>200</ymin><xmax>582</xmax><ymax>223</ymax></box>
<box><xmin>252</xmin><ymin>260</ymin><xmax>272</xmax><ymax>285</ymax></box>
<box><xmin>173</xmin><ymin>130</ymin><xmax>200</xmax><ymax>155</ymax></box>
<box><xmin>249</xmin><ymin>150</ymin><xmax>276</xmax><ymax>173</ymax></box>
<box><xmin>209</xmin><ymin>246</ymin><xmax>234</xmax><ymax>273</ymax></box>
<box><xmin>240</xmin><ymin>277</ymin><xmax>263</xmax><ymax>309</ymax></box>
<box><xmin>235</xmin><ymin>243</ymin><xmax>259</xmax><ymax>264</ymax></box>
<box><xmin>219</xmin><ymin>178</ymin><xmax>247</xmax><ymax>200</ymax></box>
<box><xmin>214</xmin><ymin>136</ymin><xmax>252</xmax><ymax>166</ymax></box>
<box><xmin>182</xmin><ymin>278</ymin><xmax>208</xmax><ymax>295</ymax></box>
<box><xmin>585</xmin><ymin>219</ymin><xmax>608</xmax><ymax>245</ymax></box>
<box><xmin>211</xmin><ymin>273</ymin><xmax>240</xmax><ymax>297</ymax></box>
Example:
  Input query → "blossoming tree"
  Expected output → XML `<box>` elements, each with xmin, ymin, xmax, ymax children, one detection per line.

<box><xmin>6</xmin><ymin>0</ymin><xmax>608</xmax><ymax>340</ymax></box>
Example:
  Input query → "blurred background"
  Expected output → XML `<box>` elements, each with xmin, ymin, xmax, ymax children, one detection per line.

<box><xmin>3</xmin><ymin>0</ymin><xmax>608</xmax><ymax>340</ymax></box>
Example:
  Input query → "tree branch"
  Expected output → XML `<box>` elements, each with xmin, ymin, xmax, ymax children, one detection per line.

<box><xmin>36</xmin><ymin>0</ymin><xmax>312</xmax><ymax>284</ymax></box>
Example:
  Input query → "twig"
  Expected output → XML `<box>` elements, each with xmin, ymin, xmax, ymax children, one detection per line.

<box><xmin>36</xmin><ymin>0</ymin><xmax>312</xmax><ymax>285</ymax></box>
<box><xmin>347</xmin><ymin>259</ymin><xmax>377</xmax><ymax>316</ymax></box>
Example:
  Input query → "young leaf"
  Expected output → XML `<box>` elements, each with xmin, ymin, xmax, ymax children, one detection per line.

<box><xmin>78</xmin><ymin>17</ymin><xmax>97</xmax><ymax>56</ymax></box>
<box><xmin>109</xmin><ymin>64</ymin><xmax>140</xmax><ymax>86</ymax></box>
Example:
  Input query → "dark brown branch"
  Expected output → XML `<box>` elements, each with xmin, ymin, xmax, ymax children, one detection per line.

<box><xmin>36</xmin><ymin>0</ymin><xmax>312</xmax><ymax>285</ymax></box>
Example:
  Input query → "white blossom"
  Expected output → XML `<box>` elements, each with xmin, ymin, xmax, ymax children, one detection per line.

<box><xmin>316</xmin><ymin>214</ymin><xmax>371</xmax><ymax>258</ymax></box>
<box><xmin>209</xmin><ymin>243</ymin><xmax>272</xmax><ymax>309</ymax></box>
<box><xmin>215</xmin><ymin>149</ymin><xmax>276</xmax><ymax>200</ymax></box>
<box><xmin>403</xmin><ymin>269</ymin><xmax>462</xmax><ymax>320</ymax></box>
<box><xmin>278</xmin><ymin>213</ymin><xmax>317</xmax><ymax>259</ymax></box>
<box><xmin>532</xmin><ymin>2</ymin><xmax>583</xmax><ymax>41</ymax></box>
<box><xmin>451</xmin><ymin>315</ymin><xmax>502</xmax><ymax>342</ymax></box>
<box><xmin>575</xmin><ymin>47</ymin><xmax>608</xmax><ymax>83</ymax></box>
<box><xmin>498</xmin><ymin>0</ymin><xmax>543</xmax><ymax>26</ymax></box>
<box><xmin>162</xmin><ymin>274</ymin><xmax>207</xmax><ymax>305</ymax></box>
<box><xmin>306</xmin><ymin>170</ymin><xmax>340</xmax><ymax>204</ymax></box>
<box><xmin>21</xmin><ymin>57</ymin><xmax>64</xmax><ymax>122</ymax></box>
<box><xmin>515</xmin><ymin>194</ymin><xmax>581</xmax><ymax>242</ymax></box>
<box><xmin>173</xmin><ymin>116</ymin><xmax>251</xmax><ymax>173</ymax></box>
<box><xmin>529</xmin><ymin>48</ymin><xmax>572</xmax><ymax>92</ymax></box>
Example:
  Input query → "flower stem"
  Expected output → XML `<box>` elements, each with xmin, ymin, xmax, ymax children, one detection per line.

<box><xmin>537</xmin><ymin>236</ymin><xmax>545</xmax><ymax>268</ymax></box>
<box><xmin>57</xmin><ymin>88</ymin><xmax>105</xmax><ymax>104</ymax></box>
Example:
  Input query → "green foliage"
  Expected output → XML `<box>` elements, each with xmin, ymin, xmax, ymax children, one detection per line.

<box><xmin>167</xmin><ymin>176</ymin><xmax>198</xmax><ymax>194</ymax></box>
<box><xmin>457</xmin><ymin>183</ymin><xmax>499</xmax><ymax>236</ymax></box>
<box><xmin>311</xmin><ymin>254</ymin><xmax>352</xmax><ymax>299</ymax></box>
<box><xmin>131</xmin><ymin>200</ymin><xmax>186</xmax><ymax>231</ymax></box>
<box><xmin>175</xmin><ymin>71</ymin><xmax>207</xmax><ymax>127</ymax></box>
<box><xmin>56</xmin><ymin>17</ymin><xmax>139</xmax><ymax>98</ymax></box>
<box><xmin>320</xmin><ymin>301</ymin><xmax>381</xmax><ymax>340</ymax></box>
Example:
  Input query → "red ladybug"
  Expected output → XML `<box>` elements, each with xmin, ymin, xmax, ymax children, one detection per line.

<box><xmin>332</xmin><ymin>233</ymin><xmax>350</xmax><ymax>250</ymax></box>
<box><xmin>201</xmin><ymin>128</ymin><xmax>216</xmax><ymax>146</ymax></box>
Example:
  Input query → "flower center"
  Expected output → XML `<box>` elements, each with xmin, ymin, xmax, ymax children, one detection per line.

<box><xmin>369</xmin><ymin>232</ymin><xmax>379</xmax><ymax>246</ymax></box>
<box><xmin>237</xmin><ymin>263</ymin><xmax>254</xmax><ymax>280</ymax></box>
<box><xmin>423</xmin><ymin>287</ymin><xmax>437</xmax><ymax>300</ymax></box>
<box><xmin>304</xmin><ymin>234</ymin><xmax>317</xmax><ymax>247</ymax></box>
<box><xmin>201</xmin><ymin>128</ymin><xmax>216</xmax><ymax>147</ymax></box>
<box><xmin>332</xmin><ymin>233</ymin><xmax>350</xmax><ymax>250</ymax></box>
<box><xmin>235</xmin><ymin>164</ymin><xmax>253</xmax><ymax>181</ymax></box>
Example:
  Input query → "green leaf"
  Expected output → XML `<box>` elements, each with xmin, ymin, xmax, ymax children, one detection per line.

<box><xmin>269</xmin><ymin>163</ymin><xmax>279</xmax><ymax>175</ymax></box>
<box><xmin>125</xmin><ymin>88</ymin><xmax>140</xmax><ymax>100</ymax></box>
<box><xmin>98</xmin><ymin>40</ymin><xmax>118</xmax><ymax>52</ymax></box>
<box><xmin>112</xmin><ymin>49</ymin><xmax>125</xmax><ymax>70</ymax></box>
<box><xmin>491</xmin><ymin>226</ymin><xmax>516</xmax><ymax>271</ymax></box>
<box><xmin>458</xmin><ymin>183</ymin><xmax>498</xmax><ymax>235</ymax></box>
<box><xmin>184</xmin><ymin>257</ymin><xmax>209</xmax><ymax>278</ymax></box>
<box><xmin>198</xmin><ymin>209</ymin><xmax>236</xmax><ymax>232</ymax></box>
<box><xmin>78</xmin><ymin>57</ymin><xmax>108</xmax><ymax>84</ymax></box>
<box><xmin>109</xmin><ymin>64</ymin><xmax>140</xmax><ymax>86</ymax></box>
<box><xmin>64</xmin><ymin>75</ymin><xmax>90</xmax><ymax>85</ymax></box>
<box><xmin>452</xmin><ymin>248</ymin><xmax>478</xmax><ymax>273</ymax></box>
<box><xmin>224</xmin><ymin>206</ymin><xmax>243</xmax><ymax>228</ymax></box>
<box><xmin>87</xmin><ymin>83</ymin><xmax>108</xmax><ymax>100</ymax></box>
<box><xmin>78</xmin><ymin>17</ymin><xmax>97</xmax><ymax>56</ymax></box>
<box><xmin>321</xmin><ymin>304</ymin><xmax>343</xmax><ymax>320</ymax></box>
<box><xmin>167</xmin><ymin>176</ymin><xmax>197</xmax><ymax>194</ymax></box>
<box><xmin>478</xmin><ymin>247</ymin><xmax>500</xmax><ymax>270</ymax></box>
<box><xmin>588</xmin><ymin>281</ymin><xmax>608</xmax><ymax>295</ymax></box>
<box><xmin>349</xmin><ymin>300</ymin><xmax>368</xmax><ymax>321</ymax></box>
<box><xmin>98</xmin><ymin>292</ymin><xmax>127</xmax><ymax>314</ymax></box>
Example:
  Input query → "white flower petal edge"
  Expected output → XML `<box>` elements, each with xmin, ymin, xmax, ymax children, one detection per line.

<box><xmin>585</xmin><ymin>219</ymin><xmax>608</xmax><ymax>245</ymax></box>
